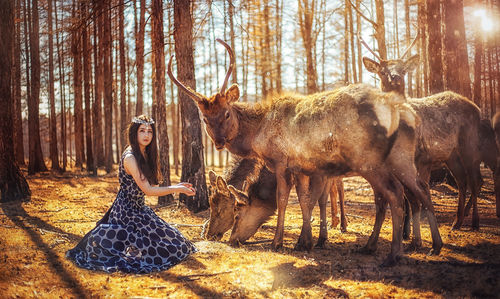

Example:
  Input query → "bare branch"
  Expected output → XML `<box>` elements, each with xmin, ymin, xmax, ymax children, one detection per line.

<box><xmin>347</xmin><ymin>0</ymin><xmax>378</xmax><ymax>28</ymax></box>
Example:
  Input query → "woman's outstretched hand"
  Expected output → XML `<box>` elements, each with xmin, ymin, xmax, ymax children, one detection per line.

<box><xmin>174</xmin><ymin>182</ymin><xmax>196</xmax><ymax>196</ymax></box>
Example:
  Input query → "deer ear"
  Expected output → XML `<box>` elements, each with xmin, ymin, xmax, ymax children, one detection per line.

<box><xmin>216</xmin><ymin>175</ymin><xmax>229</xmax><ymax>192</ymax></box>
<box><xmin>403</xmin><ymin>54</ymin><xmax>419</xmax><ymax>74</ymax></box>
<box><xmin>208</xmin><ymin>170</ymin><xmax>217</xmax><ymax>186</ymax></box>
<box><xmin>225</xmin><ymin>84</ymin><xmax>240</xmax><ymax>104</ymax></box>
<box><xmin>229</xmin><ymin>185</ymin><xmax>249</xmax><ymax>206</ymax></box>
<box><xmin>362</xmin><ymin>57</ymin><xmax>380</xmax><ymax>74</ymax></box>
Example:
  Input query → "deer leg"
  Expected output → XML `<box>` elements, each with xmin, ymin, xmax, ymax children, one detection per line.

<box><xmin>360</xmin><ymin>192</ymin><xmax>386</xmax><ymax>254</ymax></box>
<box><xmin>447</xmin><ymin>155</ymin><xmax>468</xmax><ymax>230</ymax></box>
<box><xmin>335</xmin><ymin>178</ymin><xmax>348</xmax><ymax>233</ymax></box>
<box><xmin>329</xmin><ymin>181</ymin><xmax>340</xmax><ymax>229</ymax></box>
<box><xmin>271</xmin><ymin>167</ymin><xmax>292</xmax><ymax>251</ymax></box>
<box><xmin>295</xmin><ymin>174</ymin><xmax>313</xmax><ymax>251</ymax></box>
<box><xmin>402</xmin><ymin>196</ymin><xmax>411</xmax><ymax>241</ymax></box>
<box><xmin>364</xmin><ymin>172</ymin><xmax>404</xmax><ymax>267</ymax></box>
<box><xmin>397</xmin><ymin>167</ymin><xmax>442</xmax><ymax>256</ymax></box>
<box><xmin>314</xmin><ymin>177</ymin><xmax>332</xmax><ymax>248</ymax></box>
<box><xmin>403</xmin><ymin>188</ymin><xmax>422</xmax><ymax>252</ymax></box>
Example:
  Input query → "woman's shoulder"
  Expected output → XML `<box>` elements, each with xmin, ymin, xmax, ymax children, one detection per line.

<box><xmin>121</xmin><ymin>147</ymin><xmax>136</xmax><ymax>163</ymax></box>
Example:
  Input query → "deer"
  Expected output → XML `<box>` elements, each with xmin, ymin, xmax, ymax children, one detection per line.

<box><xmin>205</xmin><ymin>157</ymin><xmax>347</xmax><ymax>247</ymax></box>
<box><xmin>168</xmin><ymin>39</ymin><xmax>442</xmax><ymax>266</ymax></box>
<box><xmin>360</xmin><ymin>34</ymin><xmax>483</xmax><ymax>251</ymax></box>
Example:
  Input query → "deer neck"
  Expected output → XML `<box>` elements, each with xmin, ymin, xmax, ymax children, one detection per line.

<box><xmin>224</xmin><ymin>103</ymin><xmax>266</xmax><ymax>158</ymax></box>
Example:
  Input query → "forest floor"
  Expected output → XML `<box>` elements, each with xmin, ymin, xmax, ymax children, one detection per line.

<box><xmin>0</xmin><ymin>164</ymin><xmax>499</xmax><ymax>298</ymax></box>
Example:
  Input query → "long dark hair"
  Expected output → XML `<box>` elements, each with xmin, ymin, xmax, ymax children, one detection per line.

<box><xmin>126</xmin><ymin>115</ymin><xmax>159</xmax><ymax>185</ymax></box>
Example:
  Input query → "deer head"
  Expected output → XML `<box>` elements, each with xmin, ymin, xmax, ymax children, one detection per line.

<box><xmin>167</xmin><ymin>39</ymin><xmax>239</xmax><ymax>150</ymax></box>
<box><xmin>360</xmin><ymin>33</ymin><xmax>419</xmax><ymax>96</ymax></box>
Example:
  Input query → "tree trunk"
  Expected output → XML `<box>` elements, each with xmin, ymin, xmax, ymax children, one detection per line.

<box><xmin>54</xmin><ymin>0</ymin><xmax>66</xmax><ymax>171</ymax></box>
<box><xmin>28</xmin><ymin>0</ymin><xmax>47</xmax><ymax>174</ymax></box>
<box><xmin>405</xmin><ymin>0</ymin><xmax>413</xmax><ymax>97</ymax></box>
<box><xmin>47</xmin><ymin>0</ymin><xmax>60</xmax><ymax>172</ymax></box>
<box><xmin>173</xmin><ymin>0</ymin><xmax>208</xmax><ymax>212</ymax></box>
<box><xmin>135</xmin><ymin>0</ymin><xmax>146</xmax><ymax>116</ymax></box>
<box><xmin>13</xmin><ymin>0</ymin><xmax>24</xmax><ymax>166</ymax></box>
<box><xmin>0</xmin><ymin>0</ymin><xmax>30</xmax><ymax>202</ymax></box>
<box><xmin>443</xmin><ymin>0</ymin><xmax>471</xmax><ymax>98</ymax></box>
<box><xmin>374</xmin><ymin>0</ymin><xmax>387</xmax><ymax>60</ymax></box>
<box><xmin>426</xmin><ymin>0</ymin><xmax>444</xmax><ymax>94</ymax></box>
<box><xmin>343</xmin><ymin>0</ymin><xmax>349</xmax><ymax>83</ymax></box>
<box><xmin>103</xmin><ymin>1</ymin><xmax>113</xmax><ymax>173</ymax></box>
<box><xmin>298</xmin><ymin>0</ymin><xmax>318</xmax><ymax>93</ymax></box>
<box><xmin>72</xmin><ymin>1</ymin><xmax>84</xmax><ymax>169</ymax></box>
<box><xmin>473</xmin><ymin>29</ymin><xmax>483</xmax><ymax>108</ymax></box>
<box><xmin>418</xmin><ymin>0</ymin><xmax>427</xmax><ymax>96</ymax></box>
<box><xmin>94</xmin><ymin>3</ymin><xmax>105</xmax><ymax>167</ymax></box>
<box><xmin>348</xmin><ymin>0</ymin><xmax>357</xmax><ymax>83</ymax></box>
<box><xmin>151</xmin><ymin>0</ymin><xmax>173</xmax><ymax>205</ymax></box>
<box><xmin>119</xmin><ymin>0</ymin><xmax>127</xmax><ymax>152</ymax></box>
<box><xmin>82</xmin><ymin>0</ymin><xmax>94</xmax><ymax>173</ymax></box>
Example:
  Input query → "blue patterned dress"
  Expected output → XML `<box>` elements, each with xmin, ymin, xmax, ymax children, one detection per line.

<box><xmin>66</xmin><ymin>149</ymin><xmax>197</xmax><ymax>273</ymax></box>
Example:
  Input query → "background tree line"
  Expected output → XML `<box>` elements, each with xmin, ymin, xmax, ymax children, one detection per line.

<box><xmin>1</xmin><ymin>0</ymin><xmax>499</xmax><ymax>209</ymax></box>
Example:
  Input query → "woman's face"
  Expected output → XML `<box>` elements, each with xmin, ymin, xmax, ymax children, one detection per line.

<box><xmin>137</xmin><ymin>124</ymin><xmax>153</xmax><ymax>148</ymax></box>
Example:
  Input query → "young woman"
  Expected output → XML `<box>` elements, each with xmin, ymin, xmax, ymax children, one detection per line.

<box><xmin>66</xmin><ymin>115</ymin><xmax>197</xmax><ymax>273</ymax></box>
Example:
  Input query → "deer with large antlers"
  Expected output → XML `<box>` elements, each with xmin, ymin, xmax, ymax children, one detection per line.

<box><xmin>168</xmin><ymin>39</ymin><xmax>442</xmax><ymax>266</ymax></box>
<box><xmin>359</xmin><ymin>34</ymin><xmax>483</xmax><ymax>251</ymax></box>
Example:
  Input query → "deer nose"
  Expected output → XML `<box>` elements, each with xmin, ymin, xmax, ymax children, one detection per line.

<box><xmin>214</xmin><ymin>138</ymin><xmax>226</xmax><ymax>150</ymax></box>
<box><xmin>390</xmin><ymin>74</ymin><xmax>402</xmax><ymax>84</ymax></box>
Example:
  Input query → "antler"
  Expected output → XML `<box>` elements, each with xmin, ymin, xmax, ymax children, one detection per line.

<box><xmin>357</xmin><ymin>32</ymin><xmax>382</xmax><ymax>61</ymax></box>
<box><xmin>167</xmin><ymin>55</ymin><xmax>204</xmax><ymax>103</ymax></box>
<box><xmin>400</xmin><ymin>32</ymin><xmax>419</xmax><ymax>59</ymax></box>
<box><xmin>216</xmin><ymin>38</ymin><xmax>235</xmax><ymax>95</ymax></box>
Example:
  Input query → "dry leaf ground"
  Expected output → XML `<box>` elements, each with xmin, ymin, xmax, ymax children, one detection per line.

<box><xmin>0</xmin><ymin>165</ymin><xmax>499</xmax><ymax>298</ymax></box>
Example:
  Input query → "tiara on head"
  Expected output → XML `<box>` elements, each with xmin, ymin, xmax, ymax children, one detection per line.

<box><xmin>132</xmin><ymin>117</ymin><xmax>155</xmax><ymax>125</ymax></box>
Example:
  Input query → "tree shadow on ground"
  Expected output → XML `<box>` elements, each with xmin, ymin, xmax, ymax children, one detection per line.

<box><xmin>156</xmin><ymin>256</ymin><xmax>225</xmax><ymax>298</ymax></box>
<box><xmin>1</xmin><ymin>200</ymin><xmax>89</xmax><ymax>298</ymax></box>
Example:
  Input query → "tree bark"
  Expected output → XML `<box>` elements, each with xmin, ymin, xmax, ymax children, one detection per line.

<box><xmin>119</xmin><ymin>0</ymin><xmax>127</xmax><ymax>152</ymax></box>
<box><xmin>151</xmin><ymin>0</ymin><xmax>172</xmax><ymax>205</ymax></box>
<box><xmin>28</xmin><ymin>0</ymin><xmax>47</xmax><ymax>174</ymax></box>
<box><xmin>473</xmin><ymin>29</ymin><xmax>483</xmax><ymax>108</ymax></box>
<box><xmin>298</xmin><ymin>0</ymin><xmax>318</xmax><ymax>93</ymax></box>
<box><xmin>54</xmin><ymin>0</ymin><xmax>66</xmax><ymax>171</ymax></box>
<box><xmin>47</xmin><ymin>0</ymin><xmax>60</xmax><ymax>172</ymax></box>
<box><xmin>135</xmin><ymin>0</ymin><xmax>146</xmax><ymax>116</ymax></box>
<box><xmin>173</xmin><ymin>0</ymin><xmax>208</xmax><ymax>212</ymax></box>
<box><xmin>13</xmin><ymin>0</ymin><xmax>24</xmax><ymax>166</ymax></box>
<box><xmin>103</xmin><ymin>1</ymin><xmax>113</xmax><ymax>173</ymax></box>
<box><xmin>94</xmin><ymin>2</ymin><xmax>104</xmax><ymax>167</ymax></box>
<box><xmin>1</xmin><ymin>0</ymin><xmax>31</xmax><ymax>202</ymax></box>
<box><xmin>443</xmin><ymin>0</ymin><xmax>471</xmax><ymax>98</ymax></box>
<box><xmin>426</xmin><ymin>0</ymin><xmax>444</xmax><ymax>94</ymax></box>
<box><xmin>82</xmin><ymin>0</ymin><xmax>93</xmax><ymax>173</ymax></box>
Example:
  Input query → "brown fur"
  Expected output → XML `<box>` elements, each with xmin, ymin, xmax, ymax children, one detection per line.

<box><xmin>364</xmin><ymin>55</ymin><xmax>484</xmax><ymax>235</ymax></box>
<box><xmin>170</xmin><ymin>41</ymin><xmax>441</xmax><ymax>266</ymax></box>
<box><xmin>206</xmin><ymin>157</ymin><xmax>347</xmax><ymax>246</ymax></box>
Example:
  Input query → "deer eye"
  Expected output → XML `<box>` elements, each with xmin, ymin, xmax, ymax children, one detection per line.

<box><xmin>225</xmin><ymin>111</ymin><xmax>230</xmax><ymax>119</ymax></box>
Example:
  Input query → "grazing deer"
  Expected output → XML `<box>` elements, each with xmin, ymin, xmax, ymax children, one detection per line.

<box><xmin>361</xmin><ymin>36</ymin><xmax>483</xmax><ymax>241</ymax></box>
<box><xmin>168</xmin><ymin>39</ymin><xmax>442</xmax><ymax>266</ymax></box>
<box><xmin>205</xmin><ymin>158</ymin><xmax>346</xmax><ymax>247</ymax></box>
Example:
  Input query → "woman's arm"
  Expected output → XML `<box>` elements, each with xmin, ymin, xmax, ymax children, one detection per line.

<box><xmin>123</xmin><ymin>154</ymin><xmax>195</xmax><ymax>197</ymax></box>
